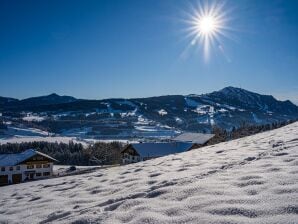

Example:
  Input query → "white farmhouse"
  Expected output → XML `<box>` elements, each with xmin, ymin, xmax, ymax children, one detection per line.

<box><xmin>0</xmin><ymin>149</ymin><xmax>57</xmax><ymax>186</ymax></box>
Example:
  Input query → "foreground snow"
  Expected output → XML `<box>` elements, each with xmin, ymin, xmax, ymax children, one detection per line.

<box><xmin>1</xmin><ymin>123</ymin><xmax>298</xmax><ymax>223</ymax></box>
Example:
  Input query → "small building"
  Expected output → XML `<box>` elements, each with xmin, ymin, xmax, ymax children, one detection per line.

<box><xmin>120</xmin><ymin>133</ymin><xmax>215</xmax><ymax>164</ymax></box>
<box><xmin>172</xmin><ymin>132</ymin><xmax>215</xmax><ymax>147</ymax></box>
<box><xmin>121</xmin><ymin>142</ymin><xmax>194</xmax><ymax>164</ymax></box>
<box><xmin>0</xmin><ymin>149</ymin><xmax>57</xmax><ymax>186</ymax></box>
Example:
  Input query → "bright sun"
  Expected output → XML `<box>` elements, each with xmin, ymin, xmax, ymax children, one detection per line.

<box><xmin>183</xmin><ymin>1</ymin><xmax>231</xmax><ymax>61</ymax></box>
<box><xmin>197</xmin><ymin>16</ymin><xmax>217</xmax><ymax>35</ymax></box>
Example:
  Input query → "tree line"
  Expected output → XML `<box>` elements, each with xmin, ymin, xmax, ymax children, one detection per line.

<box><xmin>207</xmin><ymin>119</ymin><xmax>297</xmax><ymax>145</ymax></box>
<box><xmin>0</xmin><ymin>141</ymin><xmax>123</xmax><ymax>166</ymax></box>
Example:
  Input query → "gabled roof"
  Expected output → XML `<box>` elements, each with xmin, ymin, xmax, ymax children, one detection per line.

<box><xmin>126</xmin><ymin>142</ymin><xmax>193</xmax><ymax>158</ymax></box>
<box><xmin>173</xmin><ymin>133</ymin><xmax>214</xmax><ymax>145</ymax></box>
<box><xmin>0</xmin><ymin>149</ymin><xmax>57</xmax><ymax>166</ymax></box>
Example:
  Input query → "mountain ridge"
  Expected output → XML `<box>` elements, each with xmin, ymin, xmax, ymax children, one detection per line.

<box><xmin>1</xmin><ymin>87</ymin><xmax>297</xmax><ymax>138</ymax></box>
<box><xmin>0</xmin><ymin>86</ymin><xmax>296</xmax><ymax>106</ymax></box>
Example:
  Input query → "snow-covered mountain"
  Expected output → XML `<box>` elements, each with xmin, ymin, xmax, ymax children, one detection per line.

<box><xmin>1</xmin><ymin>87</ymin><xmax>297</xmax><ymax>139</ymax></box>
<box><xmin>1</xmin><ymin>122</ymin><xmax>298</xmax><ymax>223</ymax></box>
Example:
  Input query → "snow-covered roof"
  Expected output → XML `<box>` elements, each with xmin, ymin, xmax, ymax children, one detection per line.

<box><xmin>0</xmin><ymin>149</ymin><xmax>57</xmax><ymax>166</ymax></box>
<box><xmin>129</xmin><ymin>142</ymin><xmax>194</xmax><ymax>158</ymax></box>
<box><xmin>173</xmin><ymin>132</ymin><xmax>215</xmax><ymax>144</ymax></box>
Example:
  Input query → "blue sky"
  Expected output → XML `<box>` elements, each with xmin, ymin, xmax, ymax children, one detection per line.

<box><xmin>0</xmin><ymin>0</ymin><xmax>297</xmax><ymax>104</ymax></box>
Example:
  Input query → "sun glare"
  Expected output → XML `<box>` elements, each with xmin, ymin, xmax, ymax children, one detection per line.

<box><xmin>183</xmin><ymin>1</ymin><xmax>231</xmax><ymax>61</ymax></box>
<box><xmin>197</xmin><ymin>16</ymin><xmax>217</xmax><ymax>34</ymax></box>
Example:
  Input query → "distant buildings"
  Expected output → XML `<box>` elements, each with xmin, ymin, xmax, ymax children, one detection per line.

<box><xmin>121</xmin><ymin>132</ymin><xmax>214</xmax><ymax>164</ymax></box>
<box><xmin>0</xmin><ymin>149</ymin><xmax>57</xmax><ymax>186</ymax></box>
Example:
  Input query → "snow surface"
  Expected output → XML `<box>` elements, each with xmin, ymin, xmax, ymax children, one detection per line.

<box><xmin>175</xmin><ymin>117</ymin><xmax>183</xmax><ymax>124</ymax></box>
<box><xmin>22</xmin><ymin>115</ymin><xmax>46</xmax><ymax>122</ymax></box>
<box><xmin>1</xmin><ymin>126</ymin><xmax>49</xmax><ymax>138</ymax></box>
<box><xmin>158</xmin><ymin>109</ymin><xmax>168</xmax><ymax>116</ymax></box>
<box><xmin>0</xmin><ymin>126</ymin><xmax>90</xmax><ymax>146</ymax></box>
<box><xmin>173</xmin><ymin>133</ymin><xmax>214</xmax><ymax>144</ymax></box>
<box><xmin>1</xmin><ymin>122</ymin><xmax>298</xmax><ymax>223</ymax></box>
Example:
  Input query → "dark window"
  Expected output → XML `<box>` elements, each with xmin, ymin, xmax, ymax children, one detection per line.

<box><xmin>1</xmin><ymin>167</ymin><xmax>5</xmax><ymax>172</ymax></box>
<box><xmin>43</xmin><ymin>164</ymin><xmax>50</xmax><ymax>168</ymax></box>
<box><xmin>16</xmin><ymin>166</ymin><xmax>20</xmax><ymax>170</ymax></box>
<box><xmin>36</xmin><ymin>164</ymin><xmax>42</xmax><ymax>168</ymax></box>
<box><xmin>27</xmin><ymin>165</ymin><xmax>34</xmax><ymax>169</ymax></box>
<box><xmin>9</xmin><ymin>167</ymin><xmax>13</xmax><ymax>171</ymax></box>
<box><xmin>43</xmin><ymin>172</ymin><xmax>50</xmax><ymax>176</ymax></box>
<box><xmin>36</xmin><ymin>173</ymin><xmax>41</xmax><ymax>177</ymax></box>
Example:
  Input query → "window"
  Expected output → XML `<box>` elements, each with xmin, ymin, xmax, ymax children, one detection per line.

<box><xmin>36</xmin><ymin>164</ymin><xmax>42</xmax><ymax>168</ymax></box>
<box><xmin>16</xmin><ymin>166</ymin><xmax>20</xmax><ymax>170</ymax></box>
<box><xmin>9</xmin><ymin>167</ymin><xmax>13</xmax><ymax>171</ymax></box>
<box><xmin>36</xmin><ymin>173</ymin><xmax>41</xmax><ymax>177</ymax></box>
<box><xmin>27</xmin><ymin>165</ymin><xmax>34</xmax><ymax>169</ymax></box>
<box><xmin>1</xmin><ymin>167</ymin><xmax>5</xmax><ymax>172</ymax></box>
<box><xmin>43</xmin><ymin>164</ymin><xmax>50</xmax><ymax>168</ymax></box>
<box><xmin>43</xmin><ymin>172</ymin><xmax>50</xmax><ymax>176</ymax></box>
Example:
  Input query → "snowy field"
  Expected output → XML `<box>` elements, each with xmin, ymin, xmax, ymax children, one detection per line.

<box><xmin>0</xmin><ymin>126</ymin><xmax>91</xmax><ymax>146</ymax></box>
<box><xmin>0</xmin><ymin>125</ymin><xmax>173</xmax><ymax>146</ymax></box>
<box><xmin>53</xmin><ymin>165</ymin><xmax>101</xmax><ymax>175</ymax></box>
<box><xmin>53</xmin><ymin>165</ymin><xmax>117</xmax><ymax>177</ymax></box>
<box><xmin>0</xmin><ymin>122</ymin><xmax>298</xmax><ymax>223</ymax></box>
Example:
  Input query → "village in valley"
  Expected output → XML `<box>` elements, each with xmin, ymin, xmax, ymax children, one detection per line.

<box><xmin>1</xmin><ymin>120</ymin><xmax>294</xmax><ymax>186</ymax></box>
<box><xmin>0</xmin><ymin>132</ymin><xmax>214</xmax><ymax>186</ymax></box>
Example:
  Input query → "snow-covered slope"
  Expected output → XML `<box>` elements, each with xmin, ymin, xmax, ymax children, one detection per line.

<box><xmin>1</xmin><ymin>123</ymin><xmax>298</xmax><ymax>223</ymax></box>
<box><xmin>0</xmin><ymin>126</ymin><xmax>87</xmax><ymax>146</ymax></box>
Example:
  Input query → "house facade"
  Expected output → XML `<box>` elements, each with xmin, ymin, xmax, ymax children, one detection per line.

<box><xmin>121</xmin><ymin>142</ymin><xmax>194</xmax><ymax>164</ymax></box>
<box><xmin>121</xmin><ymin>146</ymin><xmax>141</xmax><ymax>164</ymax></box>
<box><xmin>0</xmin><ymin>149</ymin><xmax>57</xmax><ymax>186</ymax></box>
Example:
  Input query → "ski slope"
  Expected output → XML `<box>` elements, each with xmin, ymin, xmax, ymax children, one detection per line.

<box><xmin>0</xmin><ymin>122</ymin><xmax>298</xmax><ymax>223</ymax></box>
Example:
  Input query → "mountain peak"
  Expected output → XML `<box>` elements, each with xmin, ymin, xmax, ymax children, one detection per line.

<box><xmin>16</xmin><ymin>93</ymin><xmax>77</xmax><ymax>107</ymax></box>
<box><xmin>218</xmin><ymin>86</ymin><xmax>252</xmax><ymax>95</ymax></box>
<box><xmin>48</xmin><ymin>93</ymin><xmax>60</xmax><ymax>97</ymax></box>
